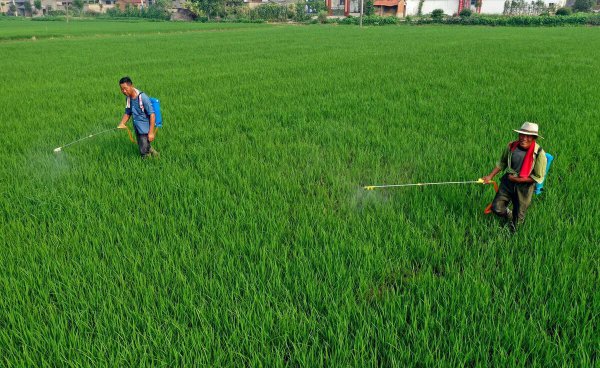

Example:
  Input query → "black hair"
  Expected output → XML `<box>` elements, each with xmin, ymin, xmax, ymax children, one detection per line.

<box><xmin>119</xmin><ymin>76</ymin><xmax>133</xmax><ymax>85</ymax></box>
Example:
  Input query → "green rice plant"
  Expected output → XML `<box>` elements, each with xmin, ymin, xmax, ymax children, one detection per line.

<box><xmin>0</xmin><ymin>19</ymin><xmax>598</xmax><ymax>366</ymax></box>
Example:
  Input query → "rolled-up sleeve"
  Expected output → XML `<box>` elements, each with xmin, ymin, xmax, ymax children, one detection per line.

<box><xmin>125</xmin><ymin>97</ymin><xmax>132</xmax><ymax>115</ymax></box>
<box><xmin>496</xmin><ymin>145</ymin><xmax>509</xmax><ymax>170</ymax></box>
<box><xmin>530</xmin><ymin>149</ymin><xmax>547</xmax><ymax>184</ymax></box>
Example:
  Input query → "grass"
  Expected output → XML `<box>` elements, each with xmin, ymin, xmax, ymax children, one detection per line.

<box><xmin>0</xmin><ymin>18</ymin><xmax>599</xmax><ymax>366</ymax></box>
<box><xmin>0</xmin><ymin>17</ymin><xmax>266</xmax><ymax>41</ymax></box>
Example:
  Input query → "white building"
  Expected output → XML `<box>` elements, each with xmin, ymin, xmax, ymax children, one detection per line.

<box><xmin>361</xmin><ymin>0</ymin><xmax>565</xmax><ymax>17</ymax></box>
<box><xmin>406</xmin><ymin>0</ymin><xmax>565</xmax><ymax>16</ymax></box>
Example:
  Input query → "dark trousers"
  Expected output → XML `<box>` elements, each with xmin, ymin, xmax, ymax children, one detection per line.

<box><xmin>492</xmin><ymin>174</ymin><xmax>535</xmax><ymax>226</ymax></box>
<box><xmin>135</xmin><ymin>130</ymin><xmax>151</xmax><ymax>158</ymax></box>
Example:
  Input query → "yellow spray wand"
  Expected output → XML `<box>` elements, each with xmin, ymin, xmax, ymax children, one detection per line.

<box><xmin>364</xmin><ymin>179</ymin><xmax>488</xmax><ymax>190</ymax></box>
<box><xmin>363</xmin><ymin>179</ymin><xmax>498</xmax><ymax>214</ymax></box>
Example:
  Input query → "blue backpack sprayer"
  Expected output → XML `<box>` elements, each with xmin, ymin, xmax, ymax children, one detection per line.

<box><xmin>123</xmin><ymin>92</ymin><xmax>163</xmax><ymax>144</ymax></box>
<box><xmin>534</xmin><ymin>152</ymin><xmax>554</xmax><ymax>195</ymax></box>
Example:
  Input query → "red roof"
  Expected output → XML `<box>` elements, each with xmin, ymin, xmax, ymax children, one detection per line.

<box><xmin>374</xmin><ymin>0</ymin><xmax>398</xmax><ymax>5</ymax></box>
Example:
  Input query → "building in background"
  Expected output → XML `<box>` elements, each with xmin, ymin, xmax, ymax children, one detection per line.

<box><xmin>329</xmin><ymin>0</ymin><xmax>566</xmax><ymax>16</ymax></box>
<box><xmin>0</xmin><ymin>0</ymin><xmax>572</xmax><ymax>16</ymax></box>
<box><xmin>0</xmin><ymin>0</ymin><xmax>119</xmax><ymax>14</ymax></box>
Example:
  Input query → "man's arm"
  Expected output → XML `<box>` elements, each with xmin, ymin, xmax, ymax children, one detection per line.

<box><xmin>482</xmin><ymin>167</ymin><xmax>502</xmax><ymax>183</ymax></box>
<box><xmin>482</xmin><ymin>145</ymin><xmax>509</xmax><ymax>182</ymax></box>
<box><xmin>148</xmin><ymin>113</ymin><xmax>156</xmax><ymax>142</ymax></box>
<box><xmin>529</xmin><ymin>149</ymin><xmax>547</xmax><ymax>184</ymax></box>
<box><xmin>507</xmin><ymin>175</ymin><xmax>534</xmax><ymax>183</ymax></box>
<box><xmin>118</xmin><ymin>114</ymin><xmax>130</xmax><ymax>129</ymax></box>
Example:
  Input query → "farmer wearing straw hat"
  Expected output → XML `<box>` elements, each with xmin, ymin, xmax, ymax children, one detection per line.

<box><xmin>117</xmin><ymin>76</ymin><xmax>159</xmax><ymax>158</ymax></box>
<box><xmin>482</xmin><ymin>122</ymin><xmax>547</xmax><ymax>231</ymax></box>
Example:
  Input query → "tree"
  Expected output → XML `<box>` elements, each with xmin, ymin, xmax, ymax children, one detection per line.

<box><xmin>72</xmin><ymin>0</ymin><xmax>84</xmax><ymax>15</ymax></box>
<box><xmin>364</xmin><ymin>0</ymin><xmax>374</xmax><ymax>15</ymax></box>
<box><xmin>305</xmin><ymin>0</ymin><xmax>325</xmax><ymax>13</ymax></box>
<box><xmin>293</xmin><ymin>1</ymin><xmax>308</xmax><ymax>21</ymax></box>
<box><xmin>188</xmin><ymin>0</ymin><xmax>225</xmax><ymax>20</ymax></box>
<box><xmin>572</xmin><ymin>0</ymin><xmax>593</xmax><ymax>12</ymax></box>
<box><xmin>34</xmin><ymin>0</ymin><xmax>42</xmax><ymax>13</ymax></box>
<box><xmin>152</xmin><ymin>0</ymin><xmax>170</xmax><ymax>12</ymax></box>
<box><xmin>146</xmin><ymin>0</ymin><xmax>171</xmax><ymax>19</ymax></box>
<box><xmin>555</xmin><ymin>6</ymin><xmax>571</xmax><ymax>14</ymax></box>
<box><xmin>24</xmin><ymin>0</ymin><xmax>32</xmax><ymax>15</ymax></box>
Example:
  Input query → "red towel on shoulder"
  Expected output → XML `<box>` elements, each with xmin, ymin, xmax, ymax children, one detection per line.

<box><xmin>510</xmin><ymin>140</ymin><xmax>536</xmax><ymax>177</ymax></box>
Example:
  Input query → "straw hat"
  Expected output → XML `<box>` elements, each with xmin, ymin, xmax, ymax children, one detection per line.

<box><xmin>513</xmin><ymin>122</ymin><xmax>543</xmax><ymax>139</ymax></box>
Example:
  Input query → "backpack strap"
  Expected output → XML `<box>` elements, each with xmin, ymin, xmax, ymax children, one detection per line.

<box><xmin>125</xmin><ymin>90</ymin><xmax>144</xmax><ymax>113</ymax></box>
<box><xmin>138</xmin><ymin>92</ymin><xmax>145</xmax><ymax>113</ymax></box>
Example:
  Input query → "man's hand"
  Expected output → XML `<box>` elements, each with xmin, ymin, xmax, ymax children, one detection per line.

<box><xmin>482</xmin><ymin>167</ymin><xmax>501</xmax><ymax>183</ymax></box>
<box><xmin>508</xmin><ymin>174</ymin><xmax>533</xmax><ymax>183</ymax></box>
<box><xmin>117</xmin><ymin>123</ymin><xmax>127</xmax><ymax>129</ymax></box>
<box><xmin>148</xmin><ymin>131</ymin><xmax>155</xmax><ymax>142</ymax></box>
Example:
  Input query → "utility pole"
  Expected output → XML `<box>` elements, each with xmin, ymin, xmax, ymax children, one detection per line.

<box><xmin>360</xmin><ymin>0</ymin><xmax>363</xmax><ymax>27</ymax></box>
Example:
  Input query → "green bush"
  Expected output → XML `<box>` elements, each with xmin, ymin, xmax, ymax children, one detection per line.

<box><xmin>431</xmin><ymin>9</ymin><xmax>444</xmax><ymax>19</ymax></box>
<box><xmin>336</xmin><ymin>15</ymin><xmax>399</xmax><ymax>25</ymax></box>
<box><xmin>588</xmin><ymin>15</ymin><xmax>600</xmax><ymax>25</ymax></box>
<box><xmin>225</xmin><ymin>5</ymin><xmax>249</xmax><ymax>19</ymax></box>
<box><xmin>294</xmin><ymin>1</ymin><xmax>309</xmax><ymax>21</ymax></box>
<box><xmin>572</xmin><ymin>0</ymin><xmax>593</xmax><ymax>12</ymax></box>
<box><xmin>306</xmin><ymin>0</ymin><xmax>326</xmax><ymax>13</ymax></box>
<box><xmin>362</xmin><ymin>15</ymin><xmax>398</xmax><ymax>25</ymax></box>
<box><xmin>317</xmin><ymin>10</ymin><xmax>328</xmax><ymax>23</ymax></box>
<box><xmin>555</xmin><ymin>7</ymin><xmax>572</xmax><ymax>15</ymax></box>
<box><xmin>459</xmin><ymin>8</ymin><xmax>472</xmax><ymax>17</ymax></box>
<box><xmin>337</xmin><ymin>15</ymin><xmax>357</xmax><ymax>24</ymax></box>
<box><xmin>249</xmin><ymin>3</ymin><xmax>290</xmax><ymax>21</ymax></box>
<box><xmin>428</xmin><ymin>13</ymin><xmax>598</xmax><ymax>26</ymax></box>
<box><xmin>106</xmin><ymin>4</ymin><xmax>170</xmax><ymax>20</ymax></box>
<box><xmin>47</xmin><ymin>10</ymin><xmax>67</xmax><ymax>16</ymax></box>
<box><xmin>220</xmin><ymin>17</ymin><xmax>265</xmax><ymax>23</ymax></box>
<box><xmin>31</xmin><ymin>15</ymin><xmax>66</xmax><ymax>21</ymax></box>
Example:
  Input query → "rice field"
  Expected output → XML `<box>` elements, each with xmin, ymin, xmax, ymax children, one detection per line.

<box><xmin>0</xmin><ymin>19</ymin><xmax>599</xmax><ymax>366</ymax></box>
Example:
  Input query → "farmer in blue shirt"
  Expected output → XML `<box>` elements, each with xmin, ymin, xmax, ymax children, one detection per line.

<box><xmin>117</xmin><ymin>76</ymin><xmax>158</xmax><ymax>158</ymax></box>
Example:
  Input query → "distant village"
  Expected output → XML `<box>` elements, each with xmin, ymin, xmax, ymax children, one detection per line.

<box><xmin>1</xmin><ymin>0</ymin><xmax>177</xmax><ymax>17</ymax></box>
<box><xmin>0</xmin><ymin>0</ymin><xmax>572</xmax><ymax>19</ymax></box>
